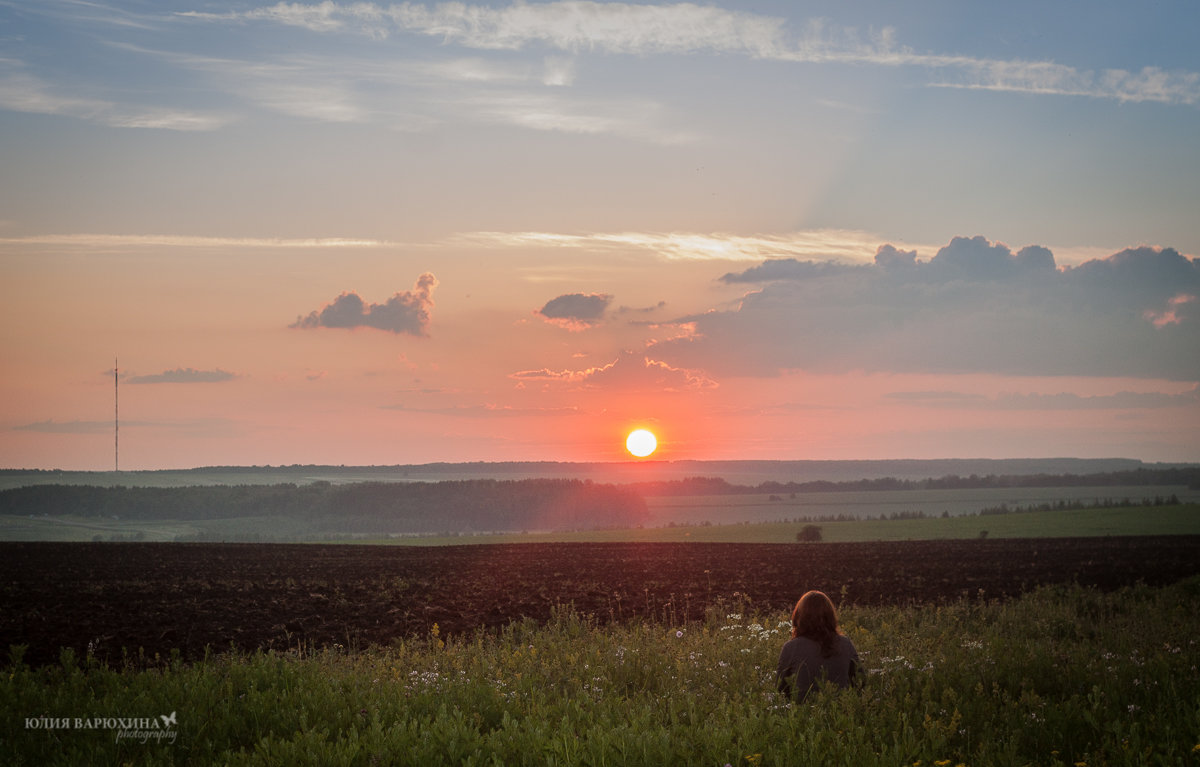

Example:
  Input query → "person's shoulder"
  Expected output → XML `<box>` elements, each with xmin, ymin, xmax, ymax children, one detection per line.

<box><xmin>835</xmin><ymin>633</ymin><xmax>858</xmax><ymax>655</ymax></box>
<box><xmin>781</xmin><ymin>635</ymin><xmax>820</xmax><ymax>652</ymax></box>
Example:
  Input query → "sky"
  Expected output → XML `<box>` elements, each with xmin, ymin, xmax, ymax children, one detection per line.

<box><xmin>1</xmin><ymin>0</ymin><xmax>1198</xmax><ymax>470</ymax></box>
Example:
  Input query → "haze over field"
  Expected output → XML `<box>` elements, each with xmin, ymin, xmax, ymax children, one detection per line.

<box><xmin>1</xmin><ymin>1</ymin><xmax>1198</xmax><ymax>470</ymax></box>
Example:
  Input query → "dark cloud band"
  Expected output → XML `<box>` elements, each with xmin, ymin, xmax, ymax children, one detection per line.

<box><xmin>657</xmin><ymin>237</ymin><xmax>1199</xmax><ymax>381</ymax></box>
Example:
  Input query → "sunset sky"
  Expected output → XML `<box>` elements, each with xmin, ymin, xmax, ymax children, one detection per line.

<box><xmin>1</xmin><ymin>0</ymin><xmax>1198</xmax><ymax>470</ymax></box>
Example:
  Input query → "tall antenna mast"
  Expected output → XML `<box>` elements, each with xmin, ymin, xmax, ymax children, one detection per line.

<box><xmin>114</xmin><ymin>357</ymin><xmax>119</xmax><ymax>473</ymax></box>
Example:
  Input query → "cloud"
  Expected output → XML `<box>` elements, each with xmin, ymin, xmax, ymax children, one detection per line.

<box><xmin>12</xmin><ymin>416</ymin><xmax>240</xmax><ymax>434</ymax></box>
<box><xmin>452</xmin><ymin>229</ymin><xmax>920</xmax><ymax>262</ymax></box>
<box><xmin>13</xmin><ymin>419</ymin><xmax>114</xmax><ymax>434</ymax></box>
<box><xmin>887</xmin><ymin>387</ymin><xmax>1200</xmax><ymax>411</ymax></box>
<box><xmin>510</xmin><ymin>350</ymin><xmax>716</xmax><ymax>391</ymax></box>
<box><xmin>720</xmin><ymin>259</ymin><xmax>862</xmax><ymax>283</ymax></box>
<box><xmin>292</xmin><ymin>273</ymin><xmax>438</xmax><ymax>335</ymax></box>
<box><xmin>0</xmin><ymin>233</ymin><xmax>391</xmax><ymax>249</ymax></box>
<box><xmin>651</xmin><ymin>238</ymin><xmax>1200</xmax><ymax>381</ymax></box>
<box><xmin>618</xmin><ymin>301</ymin><xmax>667</xmax><ymax>315</ymax></box>
<box><xmin>1144</xmin><ymin>294</ymin><xmax>1197</xmax><ymax>328</ymax></box>
<box><xmin>536</xmin><ymin>292</ymin><xmax>612</xmax><ymax>330</ymax></box>
<box><xmin>0</xmin><ymin>66</ymin><xmax>233</xmax><ymax>131</ymax></box>
<box><xmin>463</xmin><ymin>91</ymin><xmax>695</xmax><ymax>144</ymax></box>
<box><xmin>381</xmin><ymin>403</ymin><xmax>582</xmax><ymax>417</ymax></box>
<box><xmin>126</xmin><ymin>368</ymin><xmax>237</xmax><ymax>384</ymax></box>
<box><xmin>929</xmin><ymin>60</ymin><xmax>1200</xmax><ymax>106</ymax></box>
<box><xmin>180</xmin><ymin>2</ymin><xmax>1200</xmax><ymax>107</ymax></box>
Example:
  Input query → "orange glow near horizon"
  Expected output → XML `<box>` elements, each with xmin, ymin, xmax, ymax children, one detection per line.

<box><xmin>625</xmin><ymin>428</ymin><xmax>657</xmax><ymax>458</ymax></box>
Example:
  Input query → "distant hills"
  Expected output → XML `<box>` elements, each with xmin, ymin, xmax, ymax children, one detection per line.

<box><xmin>1</xmin><ymin>457</ymin><xmax>1195</xmax><ymax>491</ymax></box>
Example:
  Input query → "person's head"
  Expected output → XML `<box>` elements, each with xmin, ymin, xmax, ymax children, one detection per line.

<box><xmin>790</xmin><ymin>590</ymin><xmax>841</xmax><ymax>655</ymax></box>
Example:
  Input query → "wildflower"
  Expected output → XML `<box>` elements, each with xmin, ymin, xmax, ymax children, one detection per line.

<box><xmin>934</xmin><ymin>760</ymin><xmax>951</xmax><ymax>766</ymax></box>
<box><xmin>676</xmin><ymin>630</ymin><xmax>684</xmax><ymax>638</ymax></box>
<box><xmin>745</xmin><ymin>755</ymin><xmax>762</xmax><ymax>766</ymax></box>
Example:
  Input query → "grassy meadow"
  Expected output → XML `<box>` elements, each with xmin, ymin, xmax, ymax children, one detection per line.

<box><xmin>4</xmin><ymin>501</ymin><xmax>1198</xmax><ymax>545</ymax></box>
<box><xmin>3</xmin><ymin>579</ymin><xmax>1198</xmax><ymax>766</ymax></box>
<box><xmin>359</xmin><ymin>502</ymin><xmax>1200</xmax><ymax>546</ymax></box>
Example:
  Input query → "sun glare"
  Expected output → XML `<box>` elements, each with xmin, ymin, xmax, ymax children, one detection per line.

<box><xmin>625</xmin><ymin>428</ymin><xmax>657</xmax><ymax>458</ymax></box>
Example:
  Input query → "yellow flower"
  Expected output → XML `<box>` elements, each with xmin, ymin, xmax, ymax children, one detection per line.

<box><xmin>935</xmin><ymin>761</ymin><xmax>951</xmax><ymax>767</ymax></box>
<box><xmin>745</xmin><ymin>755</ymin><xmax>762</xmax><ymax>766</ymax></box>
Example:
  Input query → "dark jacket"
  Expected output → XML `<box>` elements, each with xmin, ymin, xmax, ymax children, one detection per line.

<box><xmin>776</xmin><ymin>634</ymin><xmax>859</xmax><ymax>701</ymax></box>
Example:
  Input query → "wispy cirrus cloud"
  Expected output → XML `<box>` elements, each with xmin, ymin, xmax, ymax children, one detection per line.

<box><xmin>381</xmin><ymin>402</ymin><xmax>583</xmax><ymax>417</ymax></box>
<box><xmin>99</xmin><ymin>41</ymin><xmax>684</xmax><ymax>138</ymax></box>
<box><xmin>179</xmin><ymin>1</ymin><xmax>1200</xmax><ymax>107</ymax></box>
<box><xmin>126</xmin><ymin>367</ymin><xmax>237</xmax><ymax>384</ymax></box>
<box><xmin>12</xmin><ymin>416</ymin><xmax>239</xmax><ymax>434</ymax></box>
<box><xmin>452</xmin><ymin>229</ymin><xmax>930</xmax><ymax>263</ymax></box>
<box><xmin>0</xmin><ymin>233</ymin><xmax>391</xmax><ymax>249</ymax></box>
<box><xmin>13</xmin><ymin>419</ymin><xmax>114</xmax><ymax>434</ymax></box>
<box><xmin>887</xmin><ymin>387</ymin><xmax>1200</xmax><ymax>411</ymax></box>
<box><xmin>511</xmin><ymin>350</ymin><xmax>716</xmax><ymax>391</ymax></box>
<box><xmin>0</xmin><ymin>68</ymin><xmax>232</xmax><ymax>130</ymax></box>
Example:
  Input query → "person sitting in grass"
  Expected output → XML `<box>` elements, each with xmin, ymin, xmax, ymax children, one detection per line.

<box><xmin>776</xmin><ymin>590</ymin><xmax>859</xmax><ymax>702</ymax></box>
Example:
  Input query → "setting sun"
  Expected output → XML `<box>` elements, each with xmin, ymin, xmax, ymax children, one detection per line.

<box><xmin>625</xmin><ymin>429</ymin><xmax>658</xmax><ymax>458</ymax></box>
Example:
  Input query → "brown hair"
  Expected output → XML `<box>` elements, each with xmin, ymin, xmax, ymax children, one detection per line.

<box><xmin>790</xmin><ymin>590</ymin><xmax>841</xmax><ymax>657</ymax></box>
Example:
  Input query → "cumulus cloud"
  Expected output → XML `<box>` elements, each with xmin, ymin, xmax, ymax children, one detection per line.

<box><xmin>510</xmin><ymin>350</ymin><xmax>716</xmax><ymax>390</ymax></box>
<box><xmin>292</xmin><ymin>273</ymin><xmax>437</xmax><ymax>335</ymax></box>
<box><xmin>651</xmin><ymin>238</ymin><xmax>1200</xmax><ymax>381</ymax></box>
<box><xmin>720</xmin><ymin>259</ymin><xmax>861</xmax><ymax>283</ymax></box>
<box><xmin>536</xmin><ymin>292</ymin><xmax>612</xmax><ymax>330</ymax></box>
<box><xmin>126</xmin><ymin>367</ymin><xmax>237</xmax><ymax>384</ymax></box>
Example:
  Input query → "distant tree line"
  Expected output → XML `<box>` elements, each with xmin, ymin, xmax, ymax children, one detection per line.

<box><xmin>0</xmin><ymin>479</ymin><xmax>648</xmax><ymax>535</ymax></box>
<box><xmin>630</xmin><ymin>467</ymin><xmax>1200</xmax><ymax>496</ymax></box>
<box><xmin>978</xmin><ymin>495</ymin><xmax>1182</xmax><ymax>516</ymax></box>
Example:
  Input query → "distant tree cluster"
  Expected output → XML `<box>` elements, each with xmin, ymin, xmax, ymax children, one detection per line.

<box><xmin>0</xmin><ymin>479</ymin><xmax>649</xmax><ymax>535</ymax></box>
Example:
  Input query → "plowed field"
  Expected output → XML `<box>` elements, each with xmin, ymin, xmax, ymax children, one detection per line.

<box><xmin>2</xmin><ymin>538</ymin><xmax>1198</xmax><ymax>667</ymax></box>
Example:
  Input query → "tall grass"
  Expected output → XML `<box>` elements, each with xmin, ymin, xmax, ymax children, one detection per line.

<box><xmin>4</xmin><ymin>579</ymin><xmax>1199</xmax><ymax>766</ymax></box>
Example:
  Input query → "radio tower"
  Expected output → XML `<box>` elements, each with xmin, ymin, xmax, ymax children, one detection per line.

<box><xmin>114</xmin><ymin>357</ymin><xmax>119</xmax><ymax>473</ymax></box>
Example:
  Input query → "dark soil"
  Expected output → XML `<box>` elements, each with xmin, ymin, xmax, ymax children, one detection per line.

<box><xmin>2</xmin><ymin>538</ymin><xmax>1197</xmax><ymax>667</ymax></box>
